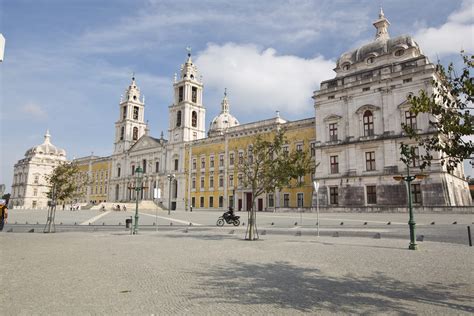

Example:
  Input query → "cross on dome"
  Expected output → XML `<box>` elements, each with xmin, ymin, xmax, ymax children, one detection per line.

<box><xmin>373</xmin><ymin>7</ymin><xmax>390</xmax><ymax>40</ymax></box>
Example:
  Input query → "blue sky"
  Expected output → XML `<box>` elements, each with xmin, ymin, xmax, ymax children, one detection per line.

<box><xmin>1</xmin><ymin>0</ymin><xmax>473</xmax><ymax>190</ymax></box>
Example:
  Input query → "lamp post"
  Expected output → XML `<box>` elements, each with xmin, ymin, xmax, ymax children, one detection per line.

<box><xmin>167</xmin><ymin>174</ymin><xmax>176</xmax><ymax>215</ymax></box>
<box><xmin>133</xmin><ymin>166</ymin><xmax>143</xmax><ymax>235</ymax></box>
<box><xmin>393</xmin><ymin>167</ymin><xmax>427</xmax><ymax>250</ymax></box>
<box><xmin>313</xmin><ymin>180</ymin><xmax>320</xmax><ymax>237</ymax></box>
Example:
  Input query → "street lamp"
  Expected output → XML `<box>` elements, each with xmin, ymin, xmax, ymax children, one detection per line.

<box><xmin>133</xmin><ymin>166</ymin><xmax>143</xmax><ymax>235</ymax></box>
<box><xmin>167</xmin><ymin>174</ymin><xmax>176</xmax><ymax>215</ymax></box>
<box><xmin>393</xmin><ymin>169</ymin><xmax>427</xmax><ymax>250</ymax></box>
<box><xmin>313</xmin><ymin>180</ymin><xmax>320</xmax><ymax>237</ymax></box>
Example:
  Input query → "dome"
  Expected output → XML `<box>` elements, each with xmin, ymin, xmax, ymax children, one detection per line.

<box><xmin>336</xmin><ymin>9</ymin><xmax>421</xmax><ymax>72</ymax></box>
<box><xmin>208</xmin><ymin>91</ymin><xmax>240</xmax><ymax>137</ymax></box>
<box><xmin>25</xmin><ymin>130</ymin><xmax>67</xmax><ymax>158</ymax></box>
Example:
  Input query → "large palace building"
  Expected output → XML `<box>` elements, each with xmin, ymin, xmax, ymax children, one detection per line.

<box><xmin>11</xmin><ymin>10</ymin><xmax>472</xmax><ymax>210</ymax></box>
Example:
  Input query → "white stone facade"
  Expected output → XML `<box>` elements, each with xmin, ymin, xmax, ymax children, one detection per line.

<box><xmin>10</xmin><ymin>131</ymin><xmax>67</xmax><ymax>209</ymax></box>
<box><xmin>313</xmin><ymin>10</ymin><xmax>472</xmax><ymax>207</ymax></box>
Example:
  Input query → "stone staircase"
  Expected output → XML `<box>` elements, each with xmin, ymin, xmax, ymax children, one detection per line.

<box><xmin>90</xmin><ymin>201</ymin><xmax>164</xmax><ymax>211</ymax></box>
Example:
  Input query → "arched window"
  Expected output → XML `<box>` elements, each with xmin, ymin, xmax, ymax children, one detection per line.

<box><xmin>192</xmin><ymin>111</ymin><xmax>197</xmax><ymax>127</ymax></box>
<box><xmin>120</xmin><ymin>126</ymin><xmax>125</xmax><ymax>140</ymax></box>
<box><xmin>363</xmin><ymin>110</ymin><xmax>374</xmax><ymax>136</ymax></box>
<box><xmin>133</xmin><ymin>127</ymin><xmax>138</xmax><ymax>140</ymax></box>
<box><xmin>176</xmin><ymin>111</ymin><xmax>182</xmax><ymax>127</ymax></box>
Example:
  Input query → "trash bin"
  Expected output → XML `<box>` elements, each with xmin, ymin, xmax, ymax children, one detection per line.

<box><xmin>125</xmin><ymin>218</ymin><xmax>132</xmax><ymax>229</ymax></box>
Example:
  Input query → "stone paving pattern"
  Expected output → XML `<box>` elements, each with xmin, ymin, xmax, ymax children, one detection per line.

<box><xmin>1</xmin><ymin>229</ymin><xmax>473</xmax><ymax>315</ymax></box>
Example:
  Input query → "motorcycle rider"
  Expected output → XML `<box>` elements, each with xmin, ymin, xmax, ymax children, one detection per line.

<box><xmin>223</xmin><ymin>206</ymin><xmax>235</xmax><ymax>221</ymax></box>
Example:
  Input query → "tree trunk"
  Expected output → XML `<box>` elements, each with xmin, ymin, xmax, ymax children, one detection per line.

<box><xmin>245</xmin><ymin>195</ymin><xmax>259</xmax><ymax>240</ymax></box>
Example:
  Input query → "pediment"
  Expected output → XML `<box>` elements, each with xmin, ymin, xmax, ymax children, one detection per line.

<box><xmin>129</xmin><ymin>135</ymin><xmax>162</xmax><ymax>152</ymax></box>
<box><xmin>323</xmin><ymin>114</ymin><xmax>342</xmax><ymax>122</ymax></box>
<box><xmin>355</xmin><ymin>104</ymin><xmax>380</xmax><ymax>114</ymax></box>
<box><xmin>397</xmin><ymin>99</ymin><xmax>411</xmax><ymax>109</ymax></box>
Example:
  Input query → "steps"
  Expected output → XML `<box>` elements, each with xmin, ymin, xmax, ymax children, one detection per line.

<box><xmin>90</xmin><ymin>201</ymin><xmax>164</xmax><ymax>211</ymax></box>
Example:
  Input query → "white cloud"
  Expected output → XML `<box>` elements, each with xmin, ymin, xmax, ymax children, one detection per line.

<box><xmin>20</xmin><ymin>102</ymin><xmax>47</xmax><ymax>119</ymax></box>
<box><xmin>195</xmin><ymin>43</ymin><xmax>334</xmax><ymax>118</ymax></box>
<box><xmin>415</xmin><ymin>0</ymin><xmax>474</xmax><ymax>59</ymax></box>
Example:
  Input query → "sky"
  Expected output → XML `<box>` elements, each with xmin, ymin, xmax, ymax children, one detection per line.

<box><xmin>1</xmin><ymin>0</ymin><xmax>473</xmax><ymax>190</ymax></box>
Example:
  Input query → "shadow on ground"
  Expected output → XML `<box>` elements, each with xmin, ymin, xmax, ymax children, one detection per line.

<box><xmin>187</xmin><ymin>261</ymin><xmax>473</xmax><ymax>314</ymax></box>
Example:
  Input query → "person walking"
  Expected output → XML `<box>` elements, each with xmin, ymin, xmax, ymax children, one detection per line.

<box><xmin>0</xmin><ymin>199</ymin><xmax>8</xmax><ymax>232</ymax></box>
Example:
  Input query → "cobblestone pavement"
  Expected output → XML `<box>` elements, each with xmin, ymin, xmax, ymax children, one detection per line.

<box><xmin>1</xmin><ymin>230</ymin><xmax>473</xmax><ymax>315</ymax></box>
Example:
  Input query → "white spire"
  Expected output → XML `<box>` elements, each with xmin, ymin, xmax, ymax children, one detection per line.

<box><xmin>221</xmin><ymin>88</ymin><xmax>230</xmax><ymax>113</ymax></box>
<box><xmin>373</xmin><ymin>7</ymin><xmax>390</xmax><ymax>40</ymax></box>
<box><xmin>44</xmin><ymin>129</ymin><xmax>51</xmax><ymax>144</ymax></box>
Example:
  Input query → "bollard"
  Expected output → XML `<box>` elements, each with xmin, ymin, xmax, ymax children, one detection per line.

<box><xmin>453</xmin><ymin>221</ymin><xmax>457</xmax><ymax>225</ymax></box>
<box><xmin>431</xmin><ymin>221</ymin><xmax>435</xmax><ymax>225</ymax></box>
<box><xmin>36</xmin><ymin>222</ymin><xmax>39</xmax><ymax>225</ymax></box>
<box><xmin>340</xmin><ymin>222</ymin><xmax>344</xmax><ymax>226</ymax></box>
<box><xmin>189</xmin><ymin>223</ymin><xmax>192</xmax><ymax>226</ymax></box>
<box><xmin>468</xmin><ymin>226</ymin><xmax>472</xmax><ymax>247</ymax></box>
<box><xmin>102</xmin><ymin>222</ymin><xmax>105</xmax><ymax>226</ymax></box>
<box><xmin>25</xmin><ymin>221</ymin><xmax>28</xmax><ymax>225</ymax></box>
<box><xmin>271</xmin><ymin>222</ymin><xmax>274</xmax><ymax>226</ymax></box>
<box><xmin>363</xmin><ymin>222</ymin><xmax>368</xmax><ymax>225</ymax></box>
<box><xmin>387</xmin><ymin>222</ymin><xmax>391</xmax><ymax>225</ymax></box>
<box><xmin>170</xmin><ymin>222</ymin><xmax>173</xmax><ymax>226</ymax></box>
<box><xmin>153</xmin><ymin>222</ymin><xmax>156</xmax><ymax>226</ymax></box>
<box><xmin>294</xmin><ymin>222</ymin><xmax>298</xmax><ymax>226</ymax></box>
<box><xmin>74</xmin><ymin>222</ymin><xmax>77</xmax><ymax>226</ymax></box>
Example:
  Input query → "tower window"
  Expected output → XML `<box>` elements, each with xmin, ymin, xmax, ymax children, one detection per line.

<box><xmin>133</xmin><ymin>95</ymin><xmax>137</xmax><ymax>101</ymax></box>
<box><xmin>174</xmin><ymin>159</ymin><xmax>179</xmax><ymax>171</ymax></box>
<box><xmin>133</xmin><ymin>127</ymin><xmax>138</xmax><ymax>140</ymax></box>
<box><xmin>142</xmin><ymin>159</ymin><xmax>147</xmax><ymax>173</ymax></box>
<box><xmin>192</xmin><ymin>86</ymin><xmax>197</xmax><ymax>103</ymax></box>
<box><xmin>120</xmin><ymin>127</ymin><xmax>125</xmax><ymax>140</ymax></box>
<box><xmin>178</xmin><ymin>87</ymin><xmax>184</xmax><ymax>102</ymax></box>
<box><xmin>329</xmin><ymin>123</ymin><xmax>338</xmax><ymax>141</ymax></box>
<box><xmin>133</xmin><ymin>106</ymin><xmax>139</xmax><ymax>120</ymax></box>
<box><xmin>365</xmin><ymin>151</ymin><xmax>376</xmax><ymax>171</ymax></box>
<box><xmin>176</xmin><ymin>111</ymin><xmax>182</xmax><ymax>127</ymax></box>
<box><xmin>192</xmin><ymin>111</ymin><xmax>197</xmax><ymax>127</ymax></box>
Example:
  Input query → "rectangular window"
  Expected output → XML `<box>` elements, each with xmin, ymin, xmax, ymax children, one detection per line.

<box><xmin>192</xmin><ymin>158</ymin><xmax>196</xmax><ymax>170</ymax></box>
<box><xmin>33</xmin><ymin>188</ymin><xmax>38</xmax><ymax>196</ymax></box>
<box><xmin>268</xmin><ymin>194</ymin><xmax>274</xmax><ymax>208</ymax></box>
<box><xmin>330</xmin><ymin>187</ymin><xmax>339</xmax><ymax>205</ymax></box>
<box><xmin>329</xmin><ymin>123</ymin><xmax>338</xmax><ymax>141</ymax></box>
<box><xmin>238</xmin><ymin>174</ymin><xmax>243</xmax><ymax>187</ymax></box>
<box><xmin>131</xmin><ymin>165</ymin><xmax>135</xmax><ymax>176</ymax></box>
<box><xmin>282</xmin><ymin>146</ymin><xmax>289</xmax><ymax>157</ymax></box>
<box><xmin>192</xmin><ymin>86</ymin><xmax>197</xmax><ymax>103</ymax></box>
<box><xmin>403</xmin><ymin>78</ymin><xmax>412</xmax><ymax>83</ymax></box>
<box><xmin>330</xmin><ymin>155</ymin><xmax>339</xmax><ymax>174</ymax></box>
<box><xmin>238</xmin><ymin>152</ymin><xmax>243</xmax><ymax>164</ymax></box>
<box><xmin>34</xmin><ymin>175</ymin><xmax>39</xmax><ymax>184</ymax></box>
<box><xmin>142</xmin><ymin>159</ymin><xmax>147</xmax><ymax>173</ymax></box>
<box><xmin>229</xmin><ymin>195</ymin><xmax>234</xmax><ymax>208</ymax></box>
<box><xmin>117</xmin><ymin>167</ymin><xmax>121</xmax><ymax>177</ymax></box>
<box><xmin>191</xmin><ymin>197</ymin><xmax>196</xmax><ymax>208</ymax></box>
<box><xmin>210</xmin><ymin>156</ymin><xmax>214</xmax><ymax>168</ymax></box>
<box><xmin>201</xmin><ymin>157</ymin><xmax>205</xmax><ymax>169</ymax></box>
<box><xmin>297</xmin><ymin>193</ymin><xmax>304</xmax><ymax>208</ymax></box>
<box><xmin>310</xmin><ymin>142</ymin><xmax>316</xmax><ymax>157</ymax></box>
<box><xmin>174</xmin><ymin>159</ymin><xmax>179</xmax><ymax>171</ymax></box>
<box><xmin>229</xmin><ymin>174</ymin><xmax>234</xmax><ymax>187</ymax></box>
<box><xmin>200</xmin><ymin>196</ymin><xmax>204</xmax><ymax>208</ymax></box>
<box><xmin>412</xmin><ymin>184</ymin><xmax>422</xmax><ymax>204</ymax></box>
<box><xmin>365</xmin><ymin>151</ymin><xmax>376</xmax><ymax>171</ymax></box>
<box><xmin>219</xmin><ymin>154</ymin><xmax>224</xmax><ymax>167</ymax></box>
<box><xmin>405</xmin><ymin>111</ymin><xmax>417</xmax><ymax>130</ymax></box>
<box><xmin>296</xmin><ymin>144</ymin><xmax>303</xmax><ymax>152</ymax></box>
<box><xmin>192</xmin><ymin>177</ymin><xmax>196</xmax><ymax>189</ymax></box>
<box><xmin>219</xmin><ymin>196</ymin><xmax>224</xmax><ymax>208</ymax></box>
<box><xmin>178</xmin><ymin>87</ymin><xmax>184</xmax><ymax>102</ymax></box>
<box><xmin>210</xmin><ymin>176</ymin><xmax>214</xmax><ymax>188</ymax></box>
<box><xmin>283</xmin><ymin>194</ymin><xmax>290</xmax><ymax>207</ymax></box>
<box><xmin>229</xmin><ymin>153</ymin><xmax>234</xmax><ymax>165</ymax></box>
<box><xmin>155</xmin><ymin>161</ymin><xmax>159</xmax><ymax>173</ymax></box>
<box><xmin>209</xmin><ymin>196</ymin><xmax>214</xmax><ymax>208</ymax></box>
<box><xmin>200</xmin><ymin>177</ymin><xmax>205</xmax><ymax>189</ymax></box>
<box><xmin>219</xmin><ymin>175</ymin><xmax>224</xmax><ymax>187</ymax></box>
<box><xmin>363</xmin><ymin>112</ymin><xmax>374</xmax><ymax>136</ymax></box>
<box><xmin>120</xmin><ymin>127</ymin><xmax>124</xmax><ymax>140</ymax></box>
<box><xmin>362</xmin><ymin>87</ymin><xmax>370</xmax><ymax>91</ymax></box>
<box><xmin>366</xmin><ymin>185</ymin><xmax>377</xmax><ymax>204</ymax></box>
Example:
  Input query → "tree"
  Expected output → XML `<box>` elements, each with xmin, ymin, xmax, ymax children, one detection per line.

<box><xmin>45</xmin><ymin>162</ymin><xmax>87</xmax><ymax>204</ymax></box>
<box><xmin>237</xmin><ymin>128</ymin><xmax>315</xmax><ymax>240</ymax></box>
<box><xmin>403</xmin><ymin>52</ymin><xmax>473</xmax><ymax>172</ymax></box>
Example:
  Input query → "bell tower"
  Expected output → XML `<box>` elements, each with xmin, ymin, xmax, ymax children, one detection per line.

<box><xmin>168</xmin><ymin>49</ymin><xmax>206</xmax><ymax>143</ymax></box>
<box><xmin>114</xmin><ymin>76</ymin><xmax>148</xmax><ymax>154</ymax></box>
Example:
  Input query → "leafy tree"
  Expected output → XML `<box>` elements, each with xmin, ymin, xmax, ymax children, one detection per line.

<box><xmin>403</xmin><ymin>52</ymin><xmax>473</xmax><ymax>172</ymax></box>
<box><xmin>45</xmin><ymin>162</ymin><xmax>87</xmax><ymax>205</ymax></box>
<box><xmin>237</xmin><ymin>128</ymin><xmax>315</xmax><ymax>240</ymax></box>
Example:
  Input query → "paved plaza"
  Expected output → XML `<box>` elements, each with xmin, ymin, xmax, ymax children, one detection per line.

<box><xmin>1</xmin><ymin>210</ymin><xmax>473</xmax><ymax>315</ymax></box>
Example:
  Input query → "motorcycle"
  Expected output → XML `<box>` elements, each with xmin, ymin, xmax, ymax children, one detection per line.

<box><xmin>216</xmin><ymin>213</ymin><xmax>240</xmax><ymax>226</ymax></box>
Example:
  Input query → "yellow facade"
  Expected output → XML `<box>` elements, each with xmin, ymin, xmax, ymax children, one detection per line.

<box><xmin>185</xmin><ymin>117</ymin><xmax>316</xmax><ymax>211</ymax></box>
<box><xmin>73</xmin><ymin>156</ymin><xmax>112</xmax><ymax>204</ymax></box>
